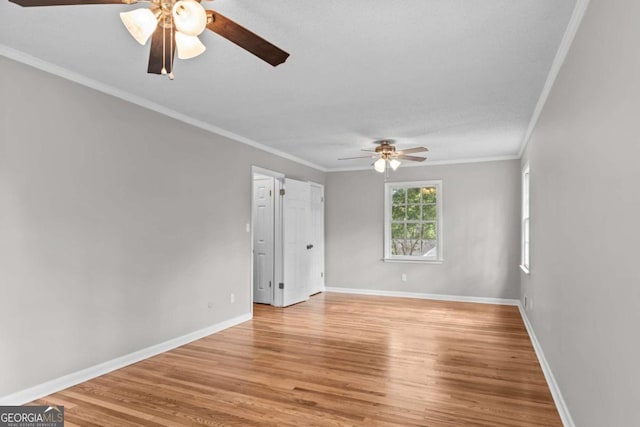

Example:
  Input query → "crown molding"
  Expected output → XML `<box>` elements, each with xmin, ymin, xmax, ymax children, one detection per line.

<box><xmin>0</xmin><ymin>44</ymin><xmax>328</xmax><ymax>173</ymax></box>
<box><xmin>329</xmin><ymin>154</ymin><xmax>520</xmax><ymax>172</ymax></box>
<box><xmin>2</xmin><ymin>0</ymin><xmax>589</xmax><ymax>176</ymax></box>
<box><xmin>518</xmin><ymin>0</ymin><xmax>591</xmax><ymax>158</ymax></box>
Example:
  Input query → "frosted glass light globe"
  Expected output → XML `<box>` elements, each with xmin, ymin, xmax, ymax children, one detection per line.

<box><xmin>175</xmin><ymin>32</ymin><xmax>207</xmax><ymax>59</ymax></box>
<box><xmin>172</xmin><ymin>0</ymin><xmax>207</xmax><ymax>36</ymax></box>
<box><xmin>120</xmin><ymin>8</ymin><xmax>158</xmax><ymax>45</ymax></box>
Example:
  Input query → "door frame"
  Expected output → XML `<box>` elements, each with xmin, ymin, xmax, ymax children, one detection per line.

<box><xmin>250</xmin><ymin>166</ymin><xmax>285</xmax><ymax>311</ymax></box>
<box><xmin>309</xmin><ymin>182</ymin><xmax>325</xmax><ymax>295</ymax></box>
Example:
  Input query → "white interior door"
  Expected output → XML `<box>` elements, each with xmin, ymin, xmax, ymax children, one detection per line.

<box><xmin>309</xmin><ymin>184</ymin><xmax>325</xmax><ymax>295</ymax></box>
<box><xmin>282</xmin><ymin>178</ymin><xmax>310</xmax><ymax>307</ymax></box>
<box><xmin>252</xmin><ymin>177</ymin><xmax>274</xmax><ymax>304</ymax></box>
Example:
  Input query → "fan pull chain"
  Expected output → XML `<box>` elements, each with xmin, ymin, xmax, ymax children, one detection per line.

<box><xmin>168</xmin><ymin>23</ymin><xmax>174</xmax><ymax>80</ymax></box>
<box><xmin>161</xmin><ymin>15</ymin><xmax>167</xmax><ymax>76</ymax></box>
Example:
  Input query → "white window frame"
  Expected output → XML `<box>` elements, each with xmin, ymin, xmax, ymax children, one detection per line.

<box><xmin>384</xmin><ymin>180</ymin><xmax>443</xmax><ymax>263</ymax></box>
<box><xmin>520</xmin><ymin>163</ymin><xmax>531</xmax><ymax>274</ymax></box>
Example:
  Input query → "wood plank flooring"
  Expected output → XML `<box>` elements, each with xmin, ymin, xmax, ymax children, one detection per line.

<box><xmin>33</xmin><ymin>293</ymin><xmax>561</xmax><ymax>426</ymax></box>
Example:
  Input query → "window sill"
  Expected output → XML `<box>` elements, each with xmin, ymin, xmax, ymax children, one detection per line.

<box><xmin>383</xmin><ymin>258</ymin><xmax>443</xmax><ymax>264</ymax></box>
<box><xmin>520</xmin><ymin>264</ymin><xmax>530</xmax><ymax>275</ymax></box>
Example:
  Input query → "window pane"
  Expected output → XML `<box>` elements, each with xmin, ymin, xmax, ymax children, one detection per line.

<box><xmin>406</xmin><ymin>242</ymin><xmax>422</xmax><ymax>256</ymax></box>
<box><xmin>391</xmin><ymin>240</ymin><xmax>410</xmax><ymax>256</ymax></box>
<box><xmin>422</xmin><ymin>204</ymin><xmax>437</xmax><ymax>220</ymax></box>
<box><xmin>385</xmin><ymin>181</ymin><xmax>441</xmax><ymax>260</ymax></box>
<box><xmin>422</xmin><ymin>222</ymin><xmax>436</xmax><ymax>240</ymax></box>
<box><xmin>422</xmin><ymin>187</ymin><xmax>437</xmax><ymax>203</ymax></box>
<box><xmin>406</xmin><ymin>205</ymin><xmax>420</xmax><ymax>220</ymax></box>
<box><xmin>392</xmin><ymin>205</ymin><xmax>405</xmax><ymax>221</ymax></box>
<box><xmin>391</xmin><ymin>223</ymin><xmax>404</xmax><ymax>240</ymax></box>
<box><xmin>407</xmin><ymin>187</ymin><xmax>421</xmax><ymax>204</ymax></box>
<box><xmin>392</xmin><ymin>188</ymin><xmax>406</xmax><ymax>205</ymax></box>
<box><xmin>422</xmin><ymin>243</ymin><xmax>437</xmax><ymax>258</ymax></box>
<box><xmin>407</xmin><ymin>223</ymin><xmax>421</xmax><ymax>239</ymax></box>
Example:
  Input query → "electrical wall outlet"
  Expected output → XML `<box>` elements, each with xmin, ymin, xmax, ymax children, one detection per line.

<box><xmin>230</xmin><ymin>293</ymin><xmax>235</xmax><ymax>304</ymax></box>
<box><xmin>401</xmin><ymin>273</ymin><xmax>407</xmax><ymax>282</ymax></box>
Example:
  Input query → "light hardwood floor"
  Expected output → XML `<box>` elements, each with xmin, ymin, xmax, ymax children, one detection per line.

<box><xmin>34</xmin><ymin>293</ymin><xmax>561</xmax><ymax>426</ymax></box>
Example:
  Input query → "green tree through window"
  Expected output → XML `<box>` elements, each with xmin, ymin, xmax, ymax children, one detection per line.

<box><xmin>385</xmin><ymin>181</ymin><xmax>442</xmax><ymax>261</ymax></box>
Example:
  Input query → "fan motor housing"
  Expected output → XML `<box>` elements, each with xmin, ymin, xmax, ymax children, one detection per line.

<box><xmin>375</xmin><ymin>140</ymin><xmax>396</xmax><ymax>154</ymax></box>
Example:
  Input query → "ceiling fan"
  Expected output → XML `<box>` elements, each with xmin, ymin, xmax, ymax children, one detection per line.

<box><xmin>7</xmin><ymin>0</ymin><xmax>289</xmax><ymax>79</ymax></box>
<box><xmin>339</xmin><ymin>139</ymin><xmax>429</xmax><ymax>174</ymax></box>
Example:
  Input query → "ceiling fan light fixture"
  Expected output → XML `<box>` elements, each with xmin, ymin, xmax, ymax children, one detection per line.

<box><xmin>172</xmin><ymin>0</ymin><xmax>208</xmax><ymax>36</ymax></box>
<box><xmin>374</xmin><ymin>158</ymin><xmax>386</xmax><ymax>173</ymax></box>
<box><xmin>120</xmin><ymin>8</ymin><xmax>158</xmax><ymax>46</ymax></box>
<box><xmin>389</xmin><ymin>159</ymin><xmax>401</xmax><ymax>171</ymax></box>
<box><xmin>175</xmin><ymin>32</ymin><xmax>206</xmax><ymax>59</ymax></box>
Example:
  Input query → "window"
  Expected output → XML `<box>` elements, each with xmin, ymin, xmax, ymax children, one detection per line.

<box><xmin>521</xmin><ymin>164</ymin><xmax>530</xmax><ymax>274</ymax></box>
<box><xmin>384</xmin><ymin>180</ymin><xmax>443</xmax><ymax>262</ymax></box>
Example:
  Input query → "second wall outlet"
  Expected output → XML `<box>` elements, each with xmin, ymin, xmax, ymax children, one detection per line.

<box><xmin>230</xmin><ymin>293</ymin><xmax>235</xmax><ymax>304</ymax></box>
<box><xmin>401</xmin><ymin>273</ymin><xmax>407</xmax><ymax>282</ymax></box>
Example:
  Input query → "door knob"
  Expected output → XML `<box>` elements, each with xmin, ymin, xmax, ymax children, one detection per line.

<box><xmin>306</xmin><ymin>244</ymin><xmax>314</xmax><ymax>249</ymax></box>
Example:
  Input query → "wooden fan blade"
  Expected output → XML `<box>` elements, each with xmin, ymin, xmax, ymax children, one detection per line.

<box><xmin>9</xmin><ymin>0</ymin><xmax>133</xmax><ymax>6</ymax></box>
<box><xmin>360</xmin><ymin>149</ymin><xmax>377</xmax><ymax>153</ymax></box>
<box><xmin>206</xmin><ymin>10</ymin><xmax>289</xmax><ymax>67</ymax></box>
<box><xmin>148</xmin><ymin>25</ymin><xmax>176</xmax><ymax>75</ymax></box>
<box><xmin>338</xmin><ymin>156</ymin><xmax>375</xmax><ymax>160</ymax></box>
<box><xmin>396</xmin><ymin>147</ymin><xmax>429</xmax><ymax>155</ymax></box>
<box><xmin>395</xmin><ymin>155</ymin><xmax>427</xmax><ymax>162</ymax></box>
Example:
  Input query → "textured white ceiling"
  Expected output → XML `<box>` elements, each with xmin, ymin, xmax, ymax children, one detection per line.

<box><xmin>0</xmin><ymin>0</ymin><xmax>577</xmax><ymax>170</ymax></box>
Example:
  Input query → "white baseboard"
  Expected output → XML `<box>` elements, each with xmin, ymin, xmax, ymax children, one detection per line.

<box><xmin>0</xmin><ymin>312</ymin><xmax>252</xmax><ymax>406</ymax></box>
<box><xmin>517</xmin><ymin>304</ymin><xmax>575</xmax><ymax>427</ymax></box>
<box><xmin>324</xmin><ymin>287</ymin><xmax>572</xmax><ymax>426</ymax></box>
<box><xmin>324</xmin><ymin>286</ymin><xmax>519</xmax><ymax>306</ymax></box>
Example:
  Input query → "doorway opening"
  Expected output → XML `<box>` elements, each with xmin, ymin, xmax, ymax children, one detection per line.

<box><xmin>250</xmin><ymin>166</ymin><xmax>325</xmax><ymax>309</ymax></box>
<box><xmin>251</xmin><ymin>166</ymin><xmax>284</xmax><ymax>307</ymax></box>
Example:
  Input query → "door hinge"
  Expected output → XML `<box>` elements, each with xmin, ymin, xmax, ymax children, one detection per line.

<box><xmin>279</xmin><ymin>189</ymin><xmax>285</xmax><ymax>196</ymax></box>
<box><xmin>321</xmin><ymin>196</ymin><xmax>324</xmax><ymax>203</ymax></box>
<box><xmin>269</xmin><ymin>190</ymin><xmax>272</xmax><ymax>197</ymax></box>
<box><xmin>321</xmin><ymin>272</ymin><xmax>324</xmax><ymax>278</ymax></box>
<box><xmin>279</xmin><ymin>283</ymin><xmax>284</xmax><ymax>289</ymax></box>
<box><xmin>269</xmin><ymin>281</ymin><xmax>272</xmax><ymax>288</ymax></box>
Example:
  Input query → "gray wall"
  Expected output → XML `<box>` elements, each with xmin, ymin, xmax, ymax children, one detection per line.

<box><xmin>0</xmin><ymin>57</ymin><xmax>323</xmax><ymax>397</ymax></box>
<box><xmin>520</xmin><ymin>1</ymin><xmax>640</xmax><ymax>425</ymax></box>
<box><xmin>326</xmin><ymin>160</ymin><xmax>521</xmax><ymax>299</ymax></box>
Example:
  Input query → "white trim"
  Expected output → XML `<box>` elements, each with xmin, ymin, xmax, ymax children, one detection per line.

<box><xmin>331</xmin><ymin>155</ymin><xmax>520</xmax><ymax>172</ymax></box>
<box><xmin>0</xmin><ymin>312</ymin><xmax>252</xmax><ymax>406</ymax></box>
<box><xmin>325</xmin><ymin>287</ymin><xmax>519</xmax><ymax>306</ymax></box>
<box><xmin>519</xmin><ymin>264</ymin><xmax>530</xmax><ymax>275</ymax></box>
<box><xmin>518</xmin><ymin>0</ymin><xmax>591</xmax><ymax>158</ymax></box>
<box><xmin>0</xmin><ymin>45</ymin><xmax>525</xmax><ymax>170</ymax></box>
<box><xmin>323</xmin><ymin>287</ymin><xmax>572</xmax><ymax>425</ymax></box>
<box><xmin>518</xmin><ymin>303</ymin><xmax>575</xmax><ymax>427</ymax></box>
<box><xmin>250</xmin><ymin>166</ymin><xmax>285</xmax><ymax>309</ymax></box>
<box><xmin>382</xmin><ymin>258</ymin><xmax>443</xmax><ymax>264</ymax></box>
<box><xmin>251</xmin><ymin>166</ymin><xmax>285</xmax><ymax>180</ymax></box>
<box><xmin>521</xmin><ymin>162</ymin><xmax>531</xmax><ymax>271</ymax></box>
<box><xmin>384</xmin><ymin>180</ymin><xmax>443</xmax><ymax>262</ymax></box>
<box><xmin>0</xmin><ymin>45</ymin><xmax>327</xmax><ymax>173</ymax></box>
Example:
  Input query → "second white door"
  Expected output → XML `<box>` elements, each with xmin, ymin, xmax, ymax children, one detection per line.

<box><xmin>282</xmin><ymin>178</ymin><xmax>311</xmax><ymax>307</ymax></box>
<box><xmin>308</xmin><ymin>184</ymin><xmax>325</xmax><ymax>295</ymax></box>
<box><xmin>252</xmin><ymin>176</ymin><xmax>275</xmax><ymax>304</ymax></box>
